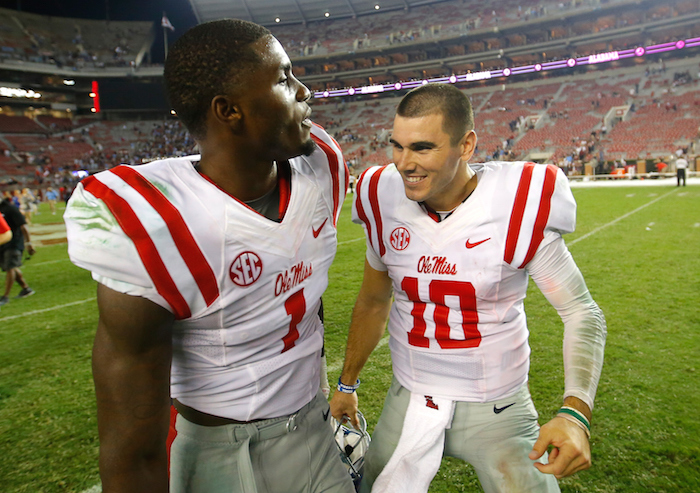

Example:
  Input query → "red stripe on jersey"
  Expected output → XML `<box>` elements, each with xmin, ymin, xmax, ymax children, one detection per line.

<box><xmin>368</xmin><ymin>166</ymin><xmax>388</xmax><ymax>257</ymax></box>
<box><xmin>504</xmin><ymin>163</ymin><xmax>535</xmax><ymax>264</ymax></box>
<box><xmin>328</xmin><ymin>134</ymin><xmax>350</xmax><ymax>198</ymax></box>
<box><xmin>518</xmin><ymin>164</ymin><xmax>558</xmax><ymax>268</ymax></box>
<box><xmin>312</xmin><ymin>134</ymin><xmax>341</xmax><ymax>226</ymax></box>
<box><xmin>110</xmin><ymin>166</ymin><xmax>219</xmax><ymax>307</ymax></box>
<box><xmin>355</xmin><ymin>168</ymin><xmax>374</xmax><ymax>250</ymax></box>
<box><xmin>167</xmin><ymin>405</ymin><xmax>178</xmax><ymax>478</ymax></box>
<box><xmin>0</xmin><ymin>214</ymin><xmax>9</xmax><ymax>234</ymax></box>
<box><xmin>82</xmin><ymin>176</ymin><xmax>191</xmax><ymax>319</ymax></box>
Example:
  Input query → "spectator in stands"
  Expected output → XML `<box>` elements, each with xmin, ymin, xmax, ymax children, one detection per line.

<box><xmin>675</xmin><ymin>155</ymin><xmax>688</xmax><ymax>187</ymax></box>
<box><xmin>0</xmin><ymin>197</ymin><xmax>35</xmax><ymax>306</ymax></box>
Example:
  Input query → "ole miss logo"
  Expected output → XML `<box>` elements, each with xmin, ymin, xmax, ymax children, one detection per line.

<box><xmin>390</xmin><ymin>227</ymin><xmax>411</xmax><ymax>251</ymax></box>
<box><xmin>230</xmin><ymin>251</ymin><xmax>263</xmax><ymax>287</ymax></box>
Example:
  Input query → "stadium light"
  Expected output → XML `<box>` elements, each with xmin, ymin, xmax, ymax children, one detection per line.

<box><xmin>375</xmin><ymin>4</ymin><xmax>380</xmax><ymax>9</ymax></box>
<box><xmin>91</xmin><ymin>108</ymin><xmax>96</xmax><ymax>113</ymax></box>
<box><xmin>171</xmin><ymin>109</ymin><xmax>176</xmax><ymax>115</ymax></box>
<box><xmin>63</xmin><ymin>79</ymin><xmax>75</xmax><ymax>86</ymax></box>
<box><xmin>275</xmin><ymin>17</ymin><xmax>280</xmax><ymax>23</ymax></box>
<box><xmin>324</xmin><ymin>12</ymin><xmax>330</xmax><ymax>17</ymax></box>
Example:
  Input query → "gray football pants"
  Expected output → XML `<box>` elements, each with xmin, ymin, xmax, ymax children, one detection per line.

<box><xmin>170</xmin><ymin>391</ymin><xmax>355</xmax><ymax>493</ymax></box>
<box><xmin>360</xmin><ymin>378</ymin><xmax>560</xmax><ymax>493</ymax></box>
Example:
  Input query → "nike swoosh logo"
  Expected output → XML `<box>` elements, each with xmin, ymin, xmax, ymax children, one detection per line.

<box><xmin>466</xmin><ymin>238</ymin><xmax>491</xmax><ymax>249</ymax></box>
<box><xmin>322</xmin><ymin>408</ymin><xmax>330</xmax><ymax>421</ymax></box>
<box><xmin>493</xmin><ymin>402</ymin><xmax>516</xmax><ymax>414</ymax></box>
<box><xmin>312</xmin><ymin>218</ymin><xmax>328</xmax><ymax>238</ymax></box>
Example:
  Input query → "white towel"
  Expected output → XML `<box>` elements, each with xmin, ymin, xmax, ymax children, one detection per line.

<box><xmin>372</xmin><ymin>393</ymin><xmax>455</xmax><ymax>493</ymax></box>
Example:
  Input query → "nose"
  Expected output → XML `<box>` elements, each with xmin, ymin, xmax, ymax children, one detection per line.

<box><xmin>296</xmin><ymin>78</ymin><xmax>311</xmax><ymax>102</ymax></box>
<box><xmin>393</xmin><ymin>149</ymin><xmax>409</xmax><ymax>171</ymax></box>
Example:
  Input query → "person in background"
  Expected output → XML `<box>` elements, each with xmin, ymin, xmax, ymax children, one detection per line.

<box><xmin>0</xmin><ymin>213</ymin><xmax>11</xmax><ymax>246</ymax></box>
<box><xmin>675</xmin><ymin>154</ymin><xmax>688</xmax><ymax>186</ymax></box>
<box><xmin>0</xmin><ymin>197</ymin><xmax>36</xmax><ymax>306</ymax></box>
<box><xmin>331</xmin><ymin>83</ymin><xmax>606</xmax><ymax>493</ymax></box>
<box><xmin>45</xmin><ymin>187</ymin><xmax>59</xmax><ymax>214</ymax></box>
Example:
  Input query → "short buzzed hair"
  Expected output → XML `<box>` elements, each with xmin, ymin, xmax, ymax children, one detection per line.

<box><xmin>164</xmin><ymin>19</ymin><xmax>271</xmax><ymax>140</ymax></box>
<box><xmin>396</xmin><ymin>83</ymin><xmax>474</xmax><ymax>145</ymax></box>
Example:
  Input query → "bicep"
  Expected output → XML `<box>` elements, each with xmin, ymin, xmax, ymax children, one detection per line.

<box><xmin>357</xmin><ymin>259</ymin><xmax>393</xmax><ymax>307</ymax></box>
<box><xmin>93</xmin><ymin>283</ymin><xmax>174</xmax><ymax>457</ymax></box>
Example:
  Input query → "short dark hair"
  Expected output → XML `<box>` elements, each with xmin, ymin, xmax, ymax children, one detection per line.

<box><xmin>396</xmin><ymin>83</ymin><xmax>474</xmax><ymax>145</ymax></box>
<box><xmin>164</xmin><ymin>19</ymin><xmax>271</xmax><ymax>140</ymax></box>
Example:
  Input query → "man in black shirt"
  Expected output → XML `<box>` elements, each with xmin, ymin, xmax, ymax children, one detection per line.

<box><xmin>0</xmin><ymin>198</ymin><xmax>35</xmax><ymax>305</ymax></box>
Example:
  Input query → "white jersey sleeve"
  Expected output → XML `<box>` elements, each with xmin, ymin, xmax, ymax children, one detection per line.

<box><xmin>65</xmin><ymin>179</ymin><xmax>169</xmax><ymax>309</ymax></box>
<box><xmin>503</xmin><ymin>163</ymin><xmax>576</xmax><ymax>269</ymax></box>
<box><xmin>352</xmin><ymin>165</ymin><xmax>390</xmax><ymax>269</ymax></box>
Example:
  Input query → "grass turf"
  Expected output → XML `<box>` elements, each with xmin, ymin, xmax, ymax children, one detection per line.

<box><xmin>0</xmin><ymin>185</ymin><xmax>698</xmax><ymax>492</ymax></box>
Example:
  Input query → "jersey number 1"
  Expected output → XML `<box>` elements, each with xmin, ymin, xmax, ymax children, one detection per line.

<box><xmin>401</xmin><ymin>277</ymin><xmax>481</xmax><ymax>349</ymax></box>
<box><xmin>282</xmin><ymin>288</ymin><xmax>305</xmax><ymax>353</ymax></box>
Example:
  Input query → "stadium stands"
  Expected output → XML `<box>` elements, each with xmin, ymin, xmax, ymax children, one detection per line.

<box><xmin>0</xmin><ymin>0</ymin><xmax>698</xmax><ymax>194</ymax></box>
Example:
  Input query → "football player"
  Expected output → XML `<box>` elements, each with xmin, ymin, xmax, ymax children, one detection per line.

<box><xmin>65</xmin><ymin>19</ymin><xmax>354</xmax><ymax>493</ymax></box>
<box><xmin>330</xmin><ymin>83</ymin><xmax>606</xmax><ymax>493</ymax></box>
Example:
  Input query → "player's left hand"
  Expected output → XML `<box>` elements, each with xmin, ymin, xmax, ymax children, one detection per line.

<box><xmin>528</xmin><ymin>416</ymin><xmax>591</xmax><ymax>478</ymax></box>
<box><xmin>26</xmin><ymin>244</ymin><xmax>36</xmax><ymax>256</ymax></box>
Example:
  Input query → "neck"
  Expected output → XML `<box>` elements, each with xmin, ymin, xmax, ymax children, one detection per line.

<box><xmin>197</xmin><ymin>145</ymin><xmax>278</xmax><ymax>202</ymax></box>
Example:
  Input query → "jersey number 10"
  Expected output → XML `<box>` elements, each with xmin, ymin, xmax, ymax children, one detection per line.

<box><xmin>401</xmin><ymin>277</ymin><xmax>482</xmax><ymax>349</ymax></box>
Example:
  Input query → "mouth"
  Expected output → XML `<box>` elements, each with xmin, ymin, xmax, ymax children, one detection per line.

<box><xmin>301</xmin><ymin>109</ymin><xmax>312</xmax><ymax>128</ymax></box>
<box><xmin>404</xmin><ymin>175</ymin><xmax>425</xmax><ymax>184</ymax></box>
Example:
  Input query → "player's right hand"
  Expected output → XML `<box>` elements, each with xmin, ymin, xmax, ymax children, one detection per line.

<box><xmin>329</xmin><ymin>390</ymin><xmax>359</xmax><ymax>429</ymax></box>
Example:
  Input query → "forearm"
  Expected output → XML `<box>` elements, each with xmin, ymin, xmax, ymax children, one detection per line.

<box><xmin>340</xmin><ymin>293</ymin><xmax>391</xmax><ymax>384</ymax></box>
<box><xmin>20</xmin><ymin>224</ymin><xmax>31</xmax><ymax>243</ymax></box>
<box><xmin>529</xmin><ymin>236</ymin><xmax>607</xmax><ymax>411</ymax></box>
<box><xmin>340</xmin><ymin>260</ymin><xmax>393</xmax><ymax>384</ymax></box>
<box><xmin>94</xmin><ymin>330</ymin><xmax>172</xmax><ymax>492</ymax></box>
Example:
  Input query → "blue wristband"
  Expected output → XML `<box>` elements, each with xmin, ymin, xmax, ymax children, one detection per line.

<box><xmin>337</xmin><ymin>377</ymin><xmax>361</xmax><ymax>393</ymax></box>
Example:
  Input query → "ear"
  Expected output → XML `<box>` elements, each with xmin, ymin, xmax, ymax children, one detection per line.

<box><xmin>210</xmin><ymin>94</ymin><xmax>243</xmax><ymax>132</ymax></box>
<box><xmin>460</xmin><ymin>130</ymin><xmax>478</xmax><ymax>162</ymax></box>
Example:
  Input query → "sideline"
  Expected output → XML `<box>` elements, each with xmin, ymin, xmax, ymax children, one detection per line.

<box><xmin>77</xmin><ymin>188</ymin><xmax>677</xmax><ymax>493</ymax></box>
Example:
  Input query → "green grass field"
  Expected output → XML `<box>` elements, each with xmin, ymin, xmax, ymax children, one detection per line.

<box><xmin>1</xmin><ymin>184</ymin><xmax>699</xmax><ymax>492</ymax></box>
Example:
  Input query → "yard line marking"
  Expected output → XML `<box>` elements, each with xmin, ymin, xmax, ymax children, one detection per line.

<box><xmin>568</xmin><ymin>189</ymin><xmax>677</xmax><ymax>247</ymax></box>
<box><xmin>0</xmin><ymin>297</ymin><xmax>95</xmax><ymax>322</ymax></box>
<box><xmin>26</xmin><ymin>258</ymin><xmax>71</xmax><ymax>267</ymax></box>
<box><xmin>338</xmin><ymin>237</ymin><xmax>364</xmax><ymax>245</ymax></box>
<box><xmin>328</xmin><ymin>334</ymin><xmax>389</xmax><ymax>374</ymax></box>
<box><xmin>79</xmin><ymin>486</ymin><xmax>101</xmax><ymax>493</ymax></box>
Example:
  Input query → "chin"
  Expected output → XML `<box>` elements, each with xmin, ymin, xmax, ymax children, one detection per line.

<box><xmin>300</xmin><ymin>138</ymin><xmax>317</xmax><ymax>157</ymax></box>
<box><xmin>403</xmin><ymin>188</ymin><xmax>423</xmax><ymax>203</ymax></box>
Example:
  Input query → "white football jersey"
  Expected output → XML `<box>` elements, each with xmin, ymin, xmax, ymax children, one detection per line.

<box><xmin>353</xmin><ymin>161</ymin><xmax>576</xmax><ymax>402</ymax></box>
<box><xmin>65</xmin><ymin>125</ymin><xmax>348</xmax><ymax>420</ymax></box>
